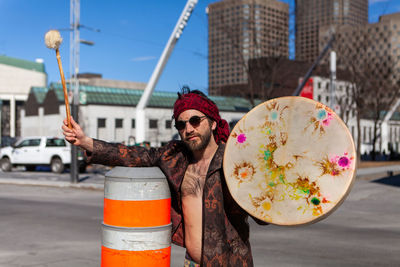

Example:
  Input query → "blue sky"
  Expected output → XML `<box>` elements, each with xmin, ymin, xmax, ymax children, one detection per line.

<box><xmin>0</xmin><ymin>0</ymin><xmax>399</xmax><ymax>94</ymax></box>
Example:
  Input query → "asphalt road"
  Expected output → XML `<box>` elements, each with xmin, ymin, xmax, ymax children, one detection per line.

<box><xmin>0</xmin><ymin>173</ymin><xmax>399</xmax><ymax>266</ymax></box>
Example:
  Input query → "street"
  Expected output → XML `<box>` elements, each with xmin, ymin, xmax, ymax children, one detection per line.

<box><xmin>0</xmin><ymin>170</ymin><xmax>399</xmax><ymax>266</ymax></box>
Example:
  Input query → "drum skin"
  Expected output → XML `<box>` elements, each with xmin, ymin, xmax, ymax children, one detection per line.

<box><xmin>223</xmin><ymin>96</ymin><xmax>356</xmax><ymax>226</ymax></box>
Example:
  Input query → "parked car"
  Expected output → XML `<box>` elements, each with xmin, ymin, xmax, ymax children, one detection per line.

<box><xmin>0</xmin><ymin>136</ymin><xmax>86</xmax><ymax>173</ymax></box>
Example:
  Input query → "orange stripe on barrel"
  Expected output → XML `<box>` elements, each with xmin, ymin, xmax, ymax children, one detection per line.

<box><xmin>101</xmin><ymin>246</ymin><xmax>171</xmax><ymax>267</ymax></box>
<box><xmin>103</xmin><ymin>198</ymin><xmax>171</xmax><ymax>227</ymax></box>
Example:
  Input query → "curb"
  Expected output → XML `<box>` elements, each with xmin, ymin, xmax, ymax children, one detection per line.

<box><xmin>0</xmin><ymin>178</ymin><xmax>104</xmax><ymax>191</ymax></box>
<box><xmin>356</xmin><ymin>165</ymin><xmax>400</xmax><ymax>177</ymax></box>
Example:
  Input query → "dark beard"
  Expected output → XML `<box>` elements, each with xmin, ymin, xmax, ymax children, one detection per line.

<box><xmin>184</xmin><ymin>130</ymin><xmax>212</xmax><ymax>152</ymax></box>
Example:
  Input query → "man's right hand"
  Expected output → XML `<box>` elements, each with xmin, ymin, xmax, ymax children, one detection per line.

<box><xmin>62</xmin><ymin>117</ymin><xmax>93</xmax><ymax>152</ymax></box>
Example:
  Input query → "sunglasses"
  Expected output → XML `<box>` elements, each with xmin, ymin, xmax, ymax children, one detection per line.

<box><xmin>175</xmin><ymin>116</ymin><xmax>207</xmax><ymax>131</ymax></box>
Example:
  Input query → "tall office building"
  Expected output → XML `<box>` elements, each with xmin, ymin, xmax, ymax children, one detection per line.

<box><xmin>320</xmin><ymin>12</ymin><xmax>400</xmax><ymax>83</ymax></box>
<box><xmin>295</xmin><ymin>0</ymin><xmax>368</xmax><ymax>62</ymax></box>
<box><xmin>208</xmin><ymin>0</ymin><xmax>289</xmax><ymax>95</ymax></box>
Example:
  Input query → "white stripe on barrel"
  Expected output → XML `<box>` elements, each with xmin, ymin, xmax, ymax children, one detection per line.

<box><xmin>105</xmin><ymin>177</ymin><xmax>170</xmax><ymax>200</ymax></box>
<box><xmin>102</xmin><ymin>223</ymin><xmax>171</xmax><ymax>251</ymax></box>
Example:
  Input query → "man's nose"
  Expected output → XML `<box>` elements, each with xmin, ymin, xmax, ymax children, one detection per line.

<box><xmin>184</xmin><ymin>122</ymin><xmax>195</xmax><ymax>132</ymax></box>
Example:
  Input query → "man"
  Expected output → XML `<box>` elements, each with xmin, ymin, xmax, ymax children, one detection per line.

<box><xmin>62</xmin><ymin>88</ymin><xmax>263</xmax><ymax>266</ymax></box>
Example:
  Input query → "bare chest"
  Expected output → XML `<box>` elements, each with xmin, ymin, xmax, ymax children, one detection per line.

<box><xmin>181</xmin><ymin>163</ymin><xmax>208</xmax><ymax>198</ymax></box>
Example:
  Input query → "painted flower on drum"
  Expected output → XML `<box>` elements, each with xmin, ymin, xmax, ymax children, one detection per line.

<box><xmin>237</xmin><ymin>133</ymin><xmax>246</xmax><ymax>143</ymax></box>
<box><xmin>287</xmin><ymin>176</ymin><xmax>329</xmax><ymax>216</ymax></box>
<box><xmin>318</xmin><ymin>110</ymin><xmax>333</xmax><ymax>126</ymax></box>
<box><xmin>317</xmin><ymin>153</ymin><xmax>353</xmax><ymax>177</ymax></box>
<box><xmin>338</xmin><ymin>156</ymin><xmax>350</xmax><ymax>167</ymax></box>
<box><xmin>317</xmin><ymin>156</ymin><xmax>341</xmax><ymax>176</ymax></box>
<box><xmin>248</xmin><ymin>192</ymin><xmax>273</xmax><ymax>221</ymax></box>
<box><xmin>330</xmin><ymin>152</ymin><xmax>353</xmax><ymax>171</ymax></box>
<box><xmin>262</xmin><ymin>100</ymin><xmax>289</xmax><ymax>128</ymax></box>
<box><xmin>306</xmin><ymin>104</ymin><xmax>334</xmax><ymax>135</ymax></box>
<box><xmin>233</xmin><ymin>161</ymin><xmax>256</xmax><ymax>184</ymax></box>
<box><xmin>231</xmin><ymin>130</ymin><xmax>249</xmax><ymax>149</ymax></box>
<box><xmin>231</xmin><ymin>124</ymin><xmax>253</xmax><ymax>149</ymax></box>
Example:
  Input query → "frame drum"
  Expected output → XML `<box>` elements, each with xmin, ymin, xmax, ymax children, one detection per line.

<box><xmin>223</xmin><ymin>97</ymin><xmax>356</xmax><ymax>226</ymax></box>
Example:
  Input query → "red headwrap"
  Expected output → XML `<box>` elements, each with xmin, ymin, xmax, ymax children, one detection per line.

<box><xmin>173</xmin><ymin>93</ymin><xmax>230</xmax><ymax>143</ymax></box>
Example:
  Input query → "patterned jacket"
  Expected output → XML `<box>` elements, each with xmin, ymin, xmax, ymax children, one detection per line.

<box><xmin>87</xmin><ymin>139</ymin><xmax>257</xmax><ymax>266</ymax></box>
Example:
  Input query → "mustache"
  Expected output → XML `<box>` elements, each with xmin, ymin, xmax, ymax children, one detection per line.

<box><xmin>185</xmin><ymin>134</ymin><xmax>201</xmax><ymax>141</ymax></box>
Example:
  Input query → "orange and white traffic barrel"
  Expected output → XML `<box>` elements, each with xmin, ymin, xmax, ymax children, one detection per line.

<box><xmin>101</xmin><ymin>167</ymin><xmax>171</xmax><ymax>267</ymax></box>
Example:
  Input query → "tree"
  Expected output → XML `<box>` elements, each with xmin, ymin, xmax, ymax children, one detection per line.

<box><xmin>332</xmin><ymin>24</ymin><xmax>400</xmax><ymax>162</ymax></box>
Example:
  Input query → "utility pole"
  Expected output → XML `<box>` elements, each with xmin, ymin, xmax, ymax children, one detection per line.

<box><xmin>70</xmin><ymin>0</ymin><xmax>80</xmax><ymax>183</ymax></box>
<box><xmin>330</xmin><ymin>51</ymin><xmax>337</xmax><ymax>110</ymax></box>
<box><xmin>136</xmin><ymin>0</ymin><xmax>198</xmax><ymax>144</ymax></box>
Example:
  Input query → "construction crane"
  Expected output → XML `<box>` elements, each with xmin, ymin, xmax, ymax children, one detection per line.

<box><xmin>135</xmin><ymin>0</ymin><xmax>198</xmax><ymax>144</ymax></box>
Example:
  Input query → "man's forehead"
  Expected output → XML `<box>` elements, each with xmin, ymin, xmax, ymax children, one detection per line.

<box><xmin>177</xmin><ymin>109</ymin><xmax>206</xmax><ymax>120</ymax></box>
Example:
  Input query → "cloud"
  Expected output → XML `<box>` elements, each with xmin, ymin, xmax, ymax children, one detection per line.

<box><xmin>369</xmin><ymin>0</ymin><xmax>390</xmax><ymax>4</ymax></box>
<box><xmin>131</xmin><ymin>56</ymin><xmax>156</xmax><ymax>62</ymax></box>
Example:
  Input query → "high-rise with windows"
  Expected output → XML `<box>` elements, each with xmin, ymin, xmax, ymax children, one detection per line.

<box><xmin>319</xmin><ymin>12</ymin><xmax>400</xmax><ymax>84</ymax></box>
<box><xmin>207</xmin><ymin>0</ymin><xmax>289</xmax><ymax>95</ymax></box>
<box><xmin>295</xmin><ymin>0</ymin><xmax>368</xmax><ymax>62</ymax></box>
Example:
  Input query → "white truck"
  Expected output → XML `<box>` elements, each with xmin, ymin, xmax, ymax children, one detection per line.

<box><xmin>0</xmin><ymin>136</ymin><xmax>86</xmax><ymax>173</ymax></box>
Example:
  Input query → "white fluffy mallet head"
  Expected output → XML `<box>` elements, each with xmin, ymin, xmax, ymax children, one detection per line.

<box><xmin>45</xmin><ymin>30</ymin><xmax>63</xmax><ymax>50</ymax></box>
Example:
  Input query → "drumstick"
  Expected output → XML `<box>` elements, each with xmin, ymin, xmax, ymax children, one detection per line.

<box><xmin>44</xmin><ymin>30</ymin><xmax>72</xmax><ymax>129</ymax></box>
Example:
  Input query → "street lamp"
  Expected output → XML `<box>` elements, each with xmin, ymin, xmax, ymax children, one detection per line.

<box><xmin>69</xmin><ymin>0</ymin><xmax>96</xmax><ymax>183</ymax></box>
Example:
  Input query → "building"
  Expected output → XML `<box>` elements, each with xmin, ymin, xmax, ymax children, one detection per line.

<box><xmin>320</xmin><ymin>12</ymin><xmax>400</xmax><ymax>84</ymax></box>
<box><xmin>73</xmin><ymin>73</ymin><xmax>147</xmax><ymax>90</ymax></box>
<box><xmin>0</xmin><ymin>55</ymin><xmax>47</xmax><ymax>140</ymax></box>
<box><xmin>215</xmin><ymin>57</ymin><xmax>310</xmax><ymax>99</ymax></box>
<box><xmin>296</xmin><ymin>0</ymin><xmax>368</xmax><ymax>62</ymax></box>
<box><xmin>21</xmin><ymin>83</ymin><xmax>257</xmax><ymax>147</ymax></box>
<box><xmin>310</xmin><ymin>75</ymin><xmax>400</xmax><ymax>156</ymax></box>
<box><xmin>215</xmin><ymin>57</ymin><xmax>353</xmax><ymax>101</ymax></box>
<box><xmin>207</xmin><ymin>0</ymin><xmax>289</xmax><ymax>95</ymax></box>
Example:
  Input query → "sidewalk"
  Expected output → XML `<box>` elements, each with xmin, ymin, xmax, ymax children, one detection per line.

<box><xmin>0</xmin><ymin>164</ymin><xmax>107</xmax><ymax>191</ymax></box>
<box><xmin>0</xmin><ymin>162</ymin><xmax>399</xmax><ymax>190</ymax></box>
<box><xmin>357</xmin><ymin>161</ymin><xmax>400</xmax><ymax>179</ymax></box>
<box><xmin>0</xmin><ymin>177</ymin><xmax>104</xmax><ymax>190</ymax></box>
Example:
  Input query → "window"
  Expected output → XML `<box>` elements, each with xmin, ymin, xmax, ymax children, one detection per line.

<box><xmin>149</xmin><ymin>119</ymin><xmax>158</xmax><ymax>129</ymax></box>
<box><xmin>115</xmin><ymin>119</ymin><xmax>123</xmax><ymax>128</ymax></box>
<box><xmin>98</xmin><ymin>118</ymin><xmax>106</xmax><ymax>128</ymax></box>
<box><xmin>165</xmin><ymin>120</ymin><xmax>172</xmax><ymax>129</ymax></box>
<box><xmin>368</xmin><ymin>127</ymin><xmax>372</xmax><ymax>143</ymax></box>
<box><xmin>131</xmin><ymin>119</ymin><xmax>136</xmax><ymax>129</ymax></box>
<box><xmin>363</xmin><ymin>126</ymin><xmax>366</xmax><ymax>142</ymax></box>
<box><xmin>46</xmin><ymin>138</ymin><xmax>66</xmax><ymax>147</ymax></box>
<box><xmin>17</xmin><ymin>139</ymin><xmax>41</xmax><ymax>148</ymax></box>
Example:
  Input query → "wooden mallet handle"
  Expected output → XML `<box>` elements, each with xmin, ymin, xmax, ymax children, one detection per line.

<box><xmin>55</xmin><ymin>49</ymin><xmax>72</xmax><ymax>129</ymax></box>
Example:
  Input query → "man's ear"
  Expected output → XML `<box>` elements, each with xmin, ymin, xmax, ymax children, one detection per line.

<box><xmin>212</xmin><ymin>120</ymin><xmax>217</xmax><ymax>131</ymax></box>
